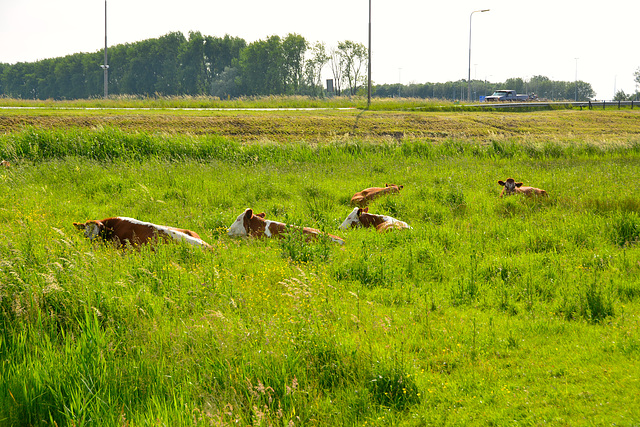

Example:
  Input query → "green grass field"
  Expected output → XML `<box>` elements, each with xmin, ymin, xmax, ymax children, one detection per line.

<box><xmin>1</xmin><ymin>102</ymin><xmax>640</xmax><ymax>426</ymax></box>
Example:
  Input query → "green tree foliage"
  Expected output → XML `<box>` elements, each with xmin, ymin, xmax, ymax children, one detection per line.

<box><xmin>504</xmin><ymin>77</ymin><xmax>525</xmax><ymax>94</ymax></box>
<box><xmin>304</xmin><ymin>42</ymin><xmax>330</xmax><ymax>97</ymax></box>
<box><xmin>282</xmin><ymin>34</ymin><xmax>308</xmax><ymax>94</ymax></box>
<box><xmin>205</xmin><ymin>35</ymin><xmax>246</xmax><ymax>79</ymax></box>
<box><xmin>239</xmin><ymin>35</ymin><xmax>285</xmax><ymax>96</ymax></box>
<box><xmin>613</xmin><ymin>90</ymin><xmax>632</xmax><ymax>101</ymax></box>
<box><xmin>0</xmin><ymin>31</ymin><xmax>599</xmax><ymax>101</ymax></box>
<box><xmin>114</xmin><ymin>32</ymin><xmax>186</xmax><ymax>95</ymax></box>
<box><xmin>336</xmin><ymin>41</ymin><xmax>368</xmax><ymax>96</ymax></box>
<box><xmin>211</xmin><ymin>67</ymin><xmax>241</xmax><ymax>99</ymax></box>
<box><xmin>178</xmin><ymin>31</ymin><xmax>208</xmax><ymax>95</ymax></box>
<box><xmin>328</xmin><ymin>47</ymin><xmax>345</xmax><ymax>95</ymax></box>
<box><xmin>237</xmin><ymin>34</ymin><xmax>316</xmax><ymax>96</ymax></box>
<box><xmin>0</xmin><ymin>32</ymin><xmax>247</xmax><ymax>99</ymax></box>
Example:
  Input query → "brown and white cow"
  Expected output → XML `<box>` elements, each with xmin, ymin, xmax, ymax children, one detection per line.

<box><xmin>350</xmin><ymin>183</ymin><xmax>404</xmax><ymax>207</ymax></box>
<box><xmin>227</xmin><ymin>208</ymin><xmax>345</xmax><ymax>245</ymax></box>
<box><xmin>0</xmin><ymin>160</ymin><xmax>10</xmax><ymax>168</ymax></box>
<box><xmin>498</xmin><ymin>178</ymin><xmax>547</xmax><ymax>198</ymax></box>
<box><xmin>339</xmin><ymin>207</ymin><xmax>411</xmax><ymax>232</ymax></box>
<box><xmin>73</xmin><ymin>217</ymin><xmax>211</xmax><ymax>248</ymax></box>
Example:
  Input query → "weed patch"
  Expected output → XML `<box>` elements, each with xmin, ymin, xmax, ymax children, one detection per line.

<box><xmin>609</xmin><ymin>211</ymin><xmax>640</xmax><ymax>247</ymax></box>
<box><xmin>367</xmin><ymin>367</ymin><xmax>420</xmax><ymax>411</ymax></box>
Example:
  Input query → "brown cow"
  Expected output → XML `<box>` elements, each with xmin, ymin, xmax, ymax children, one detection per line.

<box><xmin>227</xmin><ymin>208</ymin><xmax>345</xmax><ymax>245</ymax></box>
<box><xmin>350</xmin><ymin>183</ymin><xmax>404</xmax><ymax>207</ymax></box>
<box><xmin>73</xmin><ymin>217</ymin><xmax>211</xmax><ymax>248</ymax></box>
<box><xmin>498</xmin><ymin>178</ymin><xmax>547</xmax><ymax>198</ymax></box>
<box><xmin>0</xmin><ymin>160</ymin><xmax>10</xmax><ymax>168</ymax></box>
<box><xmin>339</xmin><ymin>207</ymin><xmax>411</xmax><ymax>232</ymax></box>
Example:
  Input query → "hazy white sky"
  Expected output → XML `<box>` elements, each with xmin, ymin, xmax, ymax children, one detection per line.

<box><xmin>1</xmin><ymin>1</ymin><xmax>638</xmax><ymax>99</ymax></box>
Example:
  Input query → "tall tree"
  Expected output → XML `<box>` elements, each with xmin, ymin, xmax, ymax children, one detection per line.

<box><xmin>336</xmin><ymin>40</ymin><xmax>368</xmax><ymax>95</ymax></box>
<box><xmin>504</xmin><ymin>77</ymin><xmax>525</xmax><ymax>94</ymax></box>
<box><xmin>155</xmin><ymin>32</ymin><xmax>186</xmax><ymax>95</ymax></box>
<box><xmin>179</xmin><ymin>31</ymin><xmax>208</xmax><ymax>95</ymax></box>
<box><xmin>282</xmin><ymin>33</ymin><xmax>308</xmax><ymax>94</ymax></box>
<box><xmin>328</xmin><ymin>47</ymin><xmax>344</xmax><ymax>95</ymax></box>
<box><xmin>203</xmin><ymin>35</ymin><xmax>246</xmax><ymax>80</ymax></box>
<box><xmin>305</xmin><ymin>42</ymin><xmax>329</xmax><ymax>96</ymax></box>
<box><xmin>239</xmin><ymin>35</ymin><xmax>285</xmax><ymax>95</ymax></box>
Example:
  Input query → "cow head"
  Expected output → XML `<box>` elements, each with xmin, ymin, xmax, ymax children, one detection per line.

<box><xmin>339</xmin><ymin>207</ymin><xmax>368</xmax><ymax>230</ymax></box>
<box><xmin>73</xmin><ymin>220</ymin><xmax>104</xmax><ymax>240</ymax></box>
<box><xmin>227</xmin><ymin>208</ymin><xmax>266</xmax><ymax>237</ymax></box>
<box><xmin>386</xmin><ymin>183</ymin><xmax>403</xmax><ymax>192</ymax></box>
<box><xmin>498</xmin><ymin>178</ymin><xmax>523</xmax><ymax>196</ymax></box>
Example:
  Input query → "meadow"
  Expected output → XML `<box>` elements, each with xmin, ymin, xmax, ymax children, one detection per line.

<box><xmin>1</xmin><ymin>101</ymin><xmax>640</xmax><ymax>426</ymax></box>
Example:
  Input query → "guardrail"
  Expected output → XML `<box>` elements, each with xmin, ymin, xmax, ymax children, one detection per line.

<box><xmin>580</xmin><ymin>100</ymin><xmax>637</xmax><ymax>110</ymax></box>
<box><xmin>472</xmin><ymin>100</ymin><xmax>637</xmax><ymax>109</ymax></box>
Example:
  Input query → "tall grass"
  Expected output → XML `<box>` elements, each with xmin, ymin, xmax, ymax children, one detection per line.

<box><xmin>1</xmin><ymin>95</ymin><xmax>443</xmax><ymax>111</ymax></box>
<box><xmin>1</xmin><ymin>128</ymin><xmax>640</xmax><ymax>425</ymax></box>
<box><xmin>2</xmin><ymin>126</ymin><xmax>639</xmax><ymax>164</ymax></box>
<box><xmin>0</xmin><ymin>94</ymin><xmax>588</xmax><ymax>112</ymax></box>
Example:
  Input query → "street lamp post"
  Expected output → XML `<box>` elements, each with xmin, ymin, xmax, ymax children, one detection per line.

<box><xmin>574</xmin><ymin>57</ymin><xmax>579</xmax><ymax>101</ymax></box>
<box><xmin>101</xmin><ymin>0</ymin><xmax>109</xmax><ymax>99</ymax></box>
<box><xmin>367</xmin><ymin>0</ymin><xmax>371</xmax><ymax>106</ymax></box>
<box><xmin>468</xmin><ymin>9</ymin><xmax>489</xmax><ymax>102</ymax></box>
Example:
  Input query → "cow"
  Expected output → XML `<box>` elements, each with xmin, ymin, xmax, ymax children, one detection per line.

<box><xmin>498</xmin><ymin>178</ymin><xmax>547</xmax><ymax>198</ymax></box>
<box><xmin>0</xmin><ymin>160</ymin><xmax>10</xmax><ymax>168</ymax></box>
<box><xmin>227</xmin><ymin>208</ymin><xmax>345</xmax><ymax>245</ymax></box>
<box><xmin>73</xmin><ymin>217</ymin><xmax>211</xmax><ymax>248</ymax></box>
<box><xmin>350</xmin><ymin>183</ymin><xmax>404</xmax><ymax>207</ymax></box>
<box><xmin>339</xmin><ymin>207</ymin><xmax>411</xmax><ymax>232</ymax></box>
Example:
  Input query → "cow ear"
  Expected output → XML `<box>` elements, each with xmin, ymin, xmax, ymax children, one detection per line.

<box><xmin>515</xmin><ymin>182</ymin><xmax>523</xmax><ymax>187</ymax></box>
<box><xmin>73</xmin><ymin>222</ymin><xmax>86</xmax><ymax>230</ymax></box>
<box><xmin>256</xmin><ymin>212</ymin><xmax>266</xmax><ymax>218</ymax></box>
<box><xmin>243</xmin><ymin>210</ymin><xmax>252</xmax><ymax>231</ymax></box>
<box><xmin>498</xmin><ymin>180</ymin><xmax>506</xmax><ymax>186</ymax></box>
<box><xmin>385</xmin><ymin>183</ymin><xmax>389</xmax><ymax>187</ymax></box>
<box><xmin>364</xmin><ymin>207</ymin><xmax>369</xmax><ymax>213</ymax></box>
<box><xmin>399</xmin><ymin>185</ymin><xmax>404</xmax><ymax>189</ymax></box>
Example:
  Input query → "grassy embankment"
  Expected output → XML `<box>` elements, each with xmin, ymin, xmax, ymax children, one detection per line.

<box><xmin>1</xmin><ymin>105</ymin><xmax>640</xmax><ymax>426</ymax></box>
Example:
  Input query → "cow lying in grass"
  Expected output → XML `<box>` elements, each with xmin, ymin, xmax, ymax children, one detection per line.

<box><xmin>227</xmin><ymin>208</ymin><xmax>345</xmax><ymax>245</ymax></box>
<box><xmin>498</xmin><ymin>178</ymin><xmax>547</xmax><ymax>198</ymax></box>
<box><xmin>350</xmin><ymin>184</ymin><xmax>403</xmax><ymax>207</ymax></box>
<box><xmin>1</xmin><ymin>160</ymin><xmax>10</xmax><ymax>168</ymax></box>
<box><xmin>339</xmin><ymin>207</ymin><xmax>411</xmax><ymax>232</ymax></box>
<box><xmin>73</xmin><ymin>217</ymin><xmax>211</xmax><ymax>248</ymax></box>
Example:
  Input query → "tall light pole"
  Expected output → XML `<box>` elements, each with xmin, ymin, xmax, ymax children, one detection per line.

<box><xmin>100</xmin><ymin>0</ymin><xmax>109</xmax><ymax>99</ymax></box>
<box><xmin>367</xmin><ymin>0</ymin><xmax>372</xmax><ymax>106</ymax></box>
<box><xmin>468</xmin><ymin>9</ymin><xmax>489</xmax><ymax>102</ymax></box>
<box><xmin>574</xmin><ymin>57</ymin><xmax>579</xmax><ymax>101</ymax></box>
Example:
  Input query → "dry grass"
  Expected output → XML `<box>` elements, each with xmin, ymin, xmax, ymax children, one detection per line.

<box><xmin>1</xmin><ymin>109</ymin><xmax>640</xmax><ymax>145</ymax></box>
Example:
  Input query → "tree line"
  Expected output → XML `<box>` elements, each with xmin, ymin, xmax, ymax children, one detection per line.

<box><xmin>376</xmin><ymin>75</ymin><xmax>598</xmax><ymax>102</ymax></box>
<box><xmin>0</xmin><ymin>32</ymin><xmax>367</xmax><ymax>100</ymax></box>
<box><xmin>0</xmin><ymin>31</ymin><xmax>603</xmax><ymax>101</ymax></box>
